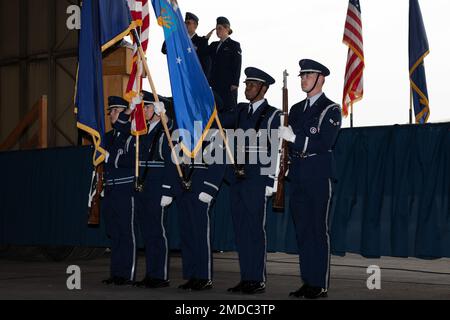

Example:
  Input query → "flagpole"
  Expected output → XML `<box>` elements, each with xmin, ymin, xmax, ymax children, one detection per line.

<box><xmin>350</xmin><ymin>103</ymin><xmax>354</xmax><ymax>128</ymax></box>
<box><xmin>409</xmin><ymin>86</ymin><xmax>413</xmax><ymax>124</ymax></box>
<box><xmin>135</xmin><ymin>53</ymin><xmax>142</xmax><ymax>190</ymax></box>
<box><xmin>136</xmin><ymin>134</ymin><xmax>140</xmax><ymax>186</ymax></box>
<box><xmin>214</xmin><ymin>114</ymin><xmax>235</xmax><ymax>165</ymax></box>
<box><xmin>135</xmin><ymin>43</ymin><xmax>184</xmax><ymax>180</ymax></box>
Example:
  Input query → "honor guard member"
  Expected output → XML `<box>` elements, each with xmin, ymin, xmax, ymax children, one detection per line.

<box><xmin>279</xmin><ymin>59</ymin><xmax>341</xmax><ymax>299</ymax></box>
<box><xmin>159</xmin><ymin>111</ymin><xmax>226</xmax><ymax>291</ymax></box>
<box><xmin>208</xmin><ymin>16</ymin><xmax>242</xmax><ymax>111</ymax></box>
<box><xmin>115</xmin><ymin>91</ymin><xmax>174</xmax><ymax>289</ymax></box>
<box><xmin>220</xmin><ymin>67</ymin><xmax>281</xmax><ymax>294</ymax></box>
<box><xmin>101</xmin><ymin>96</ymin><xmax>137</xmax><ymax>286</ymax></box>
<box><xmin>162</xmin><ymin>12</ymin><xmax>211</xmax><ymax>77</ymax></box>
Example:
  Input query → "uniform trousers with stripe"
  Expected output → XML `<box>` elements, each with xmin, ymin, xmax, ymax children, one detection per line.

<box><xmin>176</xmin><ymin>192</ymin><xmax>213</xmax><ymax>280</ymax></box>
<box><xmin>230</xmin><ymin>179</ymin><xmax>268</xmax><ymax>282</ymax></box>
<box><xmin>103</xmin><ymin>186</ymin><xmax>138</xmax><ymax>281</ymax></box>
<box><xmin>289</xmin><ymin>178</ymin><xmax>332</xmax><ymax>289</ymax></box>
<box><xmin>135</xmin><ymin>180</ymin><xmax>169</xmax><ymax>281</ymax></box>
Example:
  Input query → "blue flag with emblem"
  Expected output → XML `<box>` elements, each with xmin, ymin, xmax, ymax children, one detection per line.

<box><xmin>75</xmin><ymin>0</ymin><xmax>135</xmax><ymax>166</ymax></box>
<box><xmin>409</xmin><ymin>0</ymin><xmax>430</xmax><ymax>124</ymax></box>
<box><xmin>151</xmin><ymin>0</ymin><xmax>216</xmax><ymax>158</ymax></box>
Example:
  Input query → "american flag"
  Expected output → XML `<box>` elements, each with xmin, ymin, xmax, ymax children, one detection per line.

<box><xmin>126</xmin><ymin>0</ymin><xmax>150</xmax><ymax>135</ymax></box>
<box><xmin>342</xmin><ymin>0</ymin><xmax>364</xmax><ymax>117</ymax></box>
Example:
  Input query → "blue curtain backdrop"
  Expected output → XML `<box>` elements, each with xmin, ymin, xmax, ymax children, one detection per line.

<box><xmin>1</xmin><ymin>123</ymin><xmax>449</xmax><ymax>258</ymax></box>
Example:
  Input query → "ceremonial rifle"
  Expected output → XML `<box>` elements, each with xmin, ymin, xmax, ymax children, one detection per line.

<box><xmin>88</xmin><ymin>163</ymin><xmax>103</xmax><ymax>225</ymax></box>
<box><xmin>272</xmin><ymin>70</ymin><xmax>289</xmax><ymax>211</ymax></box>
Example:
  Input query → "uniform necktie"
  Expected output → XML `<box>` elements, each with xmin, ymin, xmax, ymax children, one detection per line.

<box><xmin>247</xmin><ymin>104</ymin><xmax>253</xmax><ymax>119</ymax></box>
<box><xmin>216</xmin><ymin>41</ymin><xmax>223</xmax><ymax>53</ymax></box>
<box><xmin>304</xmin><ymin>99</ymin><xmax>310</xmax><ymax>112</ymax></box>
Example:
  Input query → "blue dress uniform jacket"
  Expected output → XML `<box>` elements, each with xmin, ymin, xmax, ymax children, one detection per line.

<box><xmin>162</xmin><ymin>130</ymin><xmax>226</xmax><ymax>281</ymax></box>
<box><xmin>220</xmin><ymin>100</ymin><xmax>281</xmax><ymax>282</ymax></box>
<box><xmin>102</xmin><ymin>128</ymin><xmax>137</xmax><ymax>281</ymax></box>
<box><xmin>288</xmin><ymin>93</ymin><xmax>341</xmax><ymax>181</ymax></box>
<box><xmin>287</xmin><ymin>93</ymin><xmax>341</xmax><ymax>290</ymax></box>
<box><xmin>208</xmin><ymin>38</ymin><xmax>242</xmax><ymax>111</ymax></box>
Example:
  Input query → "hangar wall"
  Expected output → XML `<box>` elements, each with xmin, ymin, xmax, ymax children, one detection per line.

<box><xmin>0</xmin><ymin>0</ymin><xmax>79</xmax><ymax>149</ymax></box>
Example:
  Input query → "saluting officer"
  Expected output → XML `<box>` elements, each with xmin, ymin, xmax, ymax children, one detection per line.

<box><xmin>279</xmin><ymin>59</ymin><xmax>342</xmax><ymax>299</ymax></box>
<box><xmin>162</xmin><ymin>12</ymin><xmax>210</xmax><ymax>77</ymax></box>
<box><xmin>208</xmin><ymin>16</ymin><xmax>242</xmax><ymax>111</ymax></box>
<box><xmin>101</xmin><ymin>96</ymin><xmax>137</xmax><ymax>286</ymax></box>
<box><xmin>158</xmin><ymin>107</ymin><xmax>226</xmax><ymax>291</ymax></box>
<box><xmin>220</xmin><ymin>67</ymin><xmax>281</xmax><ymax>294</ymax></box>
<box><xmin>114</xmin><ymin>91</ymin><xmax>174</xmax><ymax>289</ymax></box>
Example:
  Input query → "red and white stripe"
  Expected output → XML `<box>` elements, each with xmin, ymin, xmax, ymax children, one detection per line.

<box><xmin>126</xmin><ymin>0</ymin><xmax>150</xmax><ymax>135</ymax></box>
<box><xmin>342</xmin><ymin>0</ymin><xmax>364</xmax><ymax>117</ymax></box>
<box><xmin>140</xmin><ymin>0</ymin><xmax>149</xmax><ymax>52</ymax></box>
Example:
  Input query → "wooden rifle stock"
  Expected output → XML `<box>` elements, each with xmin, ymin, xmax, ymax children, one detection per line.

<box><xmin>273</xmin><ymin>70</ymin><xmax>289</xmax><ymax>211</ymax></box>
<box><xmin>88</xmin><ymin>164</ymin><xmax>104</xmax><ymax>225</ymax></box>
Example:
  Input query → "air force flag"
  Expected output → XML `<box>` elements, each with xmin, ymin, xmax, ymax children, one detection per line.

<box><xmin>151</xmin><ymin>0</ymin><xmax>216</xmax><ymax>157</ymax></box>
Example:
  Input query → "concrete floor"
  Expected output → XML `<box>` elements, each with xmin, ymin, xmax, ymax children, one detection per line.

<box><xmin>0</xmin><ymin>251</ymin><xmax>449</xmax><ymax>300</ymax></box>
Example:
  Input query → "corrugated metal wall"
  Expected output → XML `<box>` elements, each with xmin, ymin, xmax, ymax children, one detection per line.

<box><xmin>0</xmin><ymin>0</ymin><xmax>79</xmax><ymax>149</ymax></box>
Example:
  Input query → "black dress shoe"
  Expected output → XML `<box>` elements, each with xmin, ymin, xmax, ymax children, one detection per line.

<box><xmin>178</xmin><ymin>278</ymin><xmax>197</xmax><ymax>290</ymax></box>
<box><xmin>135</xmin><ymin>277</ymin><xmax>170</xmax><ymax>288</ymax></box>
<box><xmin>304</xmin><ymin>286</ymin><xmax>328</xmax><ymax>299</ymax></box>
<box><xmin>241</xmin><ymin>281</ymin><xmax>266</xmax><ymax>294</ymax></box>
<box><xmin>289</xmin><ymin>283</ymin><xmax>309</xmax><ymax>298</ymax></box>
<box><xmin>227</xmin><ymin>281</ymin><xmax>249</xmax><ymax>293</ymax></box>
<box><xmin>191</xmin><ymin>279</ymin><xmax>213</xmax><ymax>291</ymax></box>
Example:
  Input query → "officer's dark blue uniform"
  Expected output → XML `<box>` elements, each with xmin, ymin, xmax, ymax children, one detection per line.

<box><xmin>283</xmin><ymin>59</ymin><xmax>341</xmax><ymax>299</ymax></box>
<box><xmin>162</xmin><ymin>12</ymin><xmax>210</xmax><ymax>77</ymax></box>
<box><xmin>113</xmin><ymin>91</ymin><xmax>174</xmax><ymax>288</ymax></box>
<box><xmin>219</xmin><ymin>67</ymin><xmax>281</xmax><ymax>294</ymax></box>
<box><xmin>162</xmin><ymin>128</ymin><xmax>226</xmax><ymax>291</ymax></box>
<box><xmin>208</xmin><ymin>17</ymin><xmax>242</xmax><ymax>111</ymax></box>
<box><xmin>101</xmin><ymin>96</ymin><xmax>137</xmax><ymax>285</ymax></box>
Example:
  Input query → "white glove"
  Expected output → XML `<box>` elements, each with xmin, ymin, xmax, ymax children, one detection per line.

<box><xmin>279</xmin><ymin>125</ymin><xmax>296</xmax><ymax>143</ymax></box>
<box><xmin>198</xmin><ymin>192</ymin><xmax>213</xmax><ymax>204</ymax></box>
<box><xmin>132</xmin><ymin>94</ymin><xmax>142</xmax><ymax>106</ymax></box>
<box><xmin>265</xmin><ymin>186</ymin><xmax>274</xmax><ymax>197</ymax></box>
<box><xmin>153</xmin><ymin>102</ymin><xmax>166</xmax><ymax>116</ymax></box>
<box><xmin>160</xmin><ymin>196</ymin><xmax>173</xmax><ymax>207</ymax></box>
